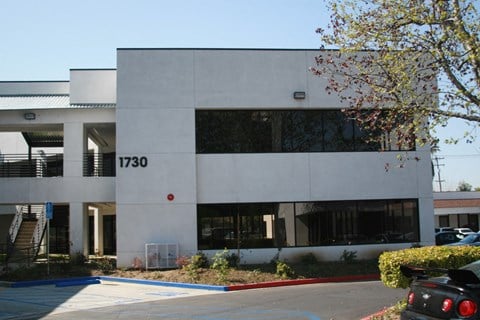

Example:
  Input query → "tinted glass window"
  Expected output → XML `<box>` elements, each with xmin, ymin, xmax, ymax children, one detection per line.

<box><xmin>198</xmin><ymin>199</ymin><xmax>419</xmax><ymax>249</ymax></box>
<box><xmin>195</xmin><ymin>110</ymin><xmax>388</xmax><ymax>153</ymax></box>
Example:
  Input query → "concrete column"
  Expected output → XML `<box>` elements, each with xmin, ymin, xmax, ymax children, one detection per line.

<box><xmin>64</xmin><ymin>122</ymin><xmax>85</xmax><ymax>177</ymax></box>
<box><xmin>69</xmin><ymin>202</ymin><xmax>88</xmax><ymax>256</ymax></box>
<box><xmin>419</xmin><ymin>197</ymin><xmax>435</xmax><ymax>245</ymax></box>
<box><xmin>94</xmin><ymin>208</ymin><xmax>104</xmax><ymax>255</ymax></box>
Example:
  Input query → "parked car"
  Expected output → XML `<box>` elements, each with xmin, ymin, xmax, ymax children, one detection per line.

<box><xmin>435</xmin><ymin>231</ymin><xmax>461</xmax><ymax>245</ymax></box>
<box><xmin>446</xmin><ymin>233</ymin><xmax>480</xmax><ymax>246</ymax></box>
<box><xmin>454</xmin><ymin>227</ymin><xmax>476</xmax><ymax>239</ymax></box>
<box><xmin>401</xmin><ymin>261</ymin><xmax>480</xmax><ymax>319</ymax></box>
<box><xmin>435</xmin><ymin>227</ymin><xmax>454</xmax><ymax>233</ymax></box>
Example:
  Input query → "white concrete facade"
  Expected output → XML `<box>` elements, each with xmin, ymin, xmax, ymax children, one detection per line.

<box><xmin>0</xmin><ymin>49</ymin><xmax>435</xmax><ymax>267</ymax></box>
<box><xmin>115</xmin><ymin>49</ymin><xmax>435</xmax><ymax>266</ymax></box>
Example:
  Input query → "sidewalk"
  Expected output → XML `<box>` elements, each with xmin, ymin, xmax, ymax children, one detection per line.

<box><xmin>0</xmin><ymin>277</ymin><xmax>224</xmax><ymax>320</ymax></box>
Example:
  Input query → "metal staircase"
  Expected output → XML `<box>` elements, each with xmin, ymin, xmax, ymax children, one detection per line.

<box><xmin>6</xmin><ymin>204</ymin><xmax>47</xmax><ymax>266</ymax></box>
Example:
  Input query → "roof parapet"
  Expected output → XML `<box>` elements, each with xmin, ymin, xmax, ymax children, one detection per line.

<box><xmin>0</xmin><ymin>81</ymin><xmax>69</xmax><ymax>96</ymax></box>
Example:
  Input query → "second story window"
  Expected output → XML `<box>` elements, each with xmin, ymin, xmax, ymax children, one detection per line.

<box><xmin>196</xmin><ymin>110</ymin><xmax>413</xmax><ymax>154</ymax></box>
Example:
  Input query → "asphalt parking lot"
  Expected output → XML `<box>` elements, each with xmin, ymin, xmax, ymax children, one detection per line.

<box><xmin>0</xmin><ymin>276</ymin><xmax>404</xmax><ymax>320</ymax></box>
<box><xmin>0</xmin><ymin>279</ymin><xmax>224</xmax><ymax>320</ymax></box>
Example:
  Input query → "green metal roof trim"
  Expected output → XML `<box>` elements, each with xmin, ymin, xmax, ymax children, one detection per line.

<box><xmin>0</xmin><ymin>95</ymin><xmax>70</xmax><ymax>110</ymax></box>
<box><xmin>0</xmin><ymin>95</ymin><xmax>116</xmax><ymax>110</ymax></box>
<box><xmin>69</xmin><ymin>103</ymin><xmax>116</xmax><ymax>108</ymax></box>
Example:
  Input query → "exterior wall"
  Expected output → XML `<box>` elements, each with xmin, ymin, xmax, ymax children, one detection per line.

<box><xmin>194</xmin><ymin>50</ymin><xmax>341</xmax><ymax>109</ymax></box>
<box><xmin>116</xmin><ymin>49</ymin><xmax>434</xmax><ymax>266</ymax></box>
<box><xmin>116</xmin><ymin>50</ymin><xmax>197</xmax><ymax>266</ymax></box>
<box><xmin>202</xmin><ymin>243</ymin><xmax>412</xmax><ymax>265</ymax></box>
<box><xmin>0</xmin><ymin>81</ymin><xmax>69</xmax><ymax>96</ymax></box>
<box><xmin>0</xmin><ymin>133</ymin><xmax>28</xmax><ymax>154</ymax></box>
<box><xmin>70</xmin><ymin>69</ymin><xmax>116</xmax><ymax>104</ymax></box>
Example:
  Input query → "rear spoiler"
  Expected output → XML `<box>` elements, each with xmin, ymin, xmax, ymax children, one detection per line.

<box><xmin>401</xmin><ymin>265</ymin><xmax>480</xmax><ymax>284</ymax></box>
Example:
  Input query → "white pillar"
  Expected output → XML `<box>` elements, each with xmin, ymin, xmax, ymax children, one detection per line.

<box><xmin>64</xmin><ymin>122</ymin><xmax>85</xmax><ymax>177</ymax></box>
<box><xmin>69</xmin><ymin>202</ymin><xmax>88</xmax><ymax>256</ymax></box>
<box><xmin>94</xmin><ymin>208</ymin><xmax>104</xmax><ymax>255</ymax></box>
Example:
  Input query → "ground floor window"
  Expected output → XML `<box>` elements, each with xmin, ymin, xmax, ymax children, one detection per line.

<box><xmin>456</xmin><ymin>214</ymin><xmax>478</xmax><ymax>232</ymax></box>
<box><xmin>103</xmin><ymin>215</ymin><xmax>116</xmax><ymax>255</ymax></box>
<box><xmin>88</xmin><ymin>214</ymin><xmax>117</xmax><ymax>255</ymax></box>
<box><xmin>438</xmin><ymin>215</ymin><xmax>449</xmax><ymax>227</ymax></box>
<box><xmin>49</xmin><ymin>205</ymin><xmax>69</xmax><ymax>254</ymax></box>
<box><xmin>197</xmin><ymin>199</ymin><xmax>419</xmax><ymax>250</ymax></box>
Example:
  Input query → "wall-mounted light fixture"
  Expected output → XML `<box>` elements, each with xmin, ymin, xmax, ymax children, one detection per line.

<box><xmin>24</xmin><ymin>112</ymin><xmax>36</xmax><ymax>120</ymax></box>
<box><xmin>293</xmin><ymin>91</ymin><xmax>306</xmax><ymax>100</ymax></box>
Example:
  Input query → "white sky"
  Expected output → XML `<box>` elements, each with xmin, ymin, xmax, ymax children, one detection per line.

<box><xmin>0</xmin><ymin>0</ymin><xmax>478</xmax><ymax>191</ymax></box>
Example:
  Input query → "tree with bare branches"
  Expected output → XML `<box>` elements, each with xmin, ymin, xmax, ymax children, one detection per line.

<box><xmin>312</xmin><ymin>0</ymin><xmax>479</xmax><ymax>148</ymax></box>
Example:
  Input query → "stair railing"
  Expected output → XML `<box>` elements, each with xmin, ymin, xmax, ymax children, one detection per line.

<box><xmin>7</xmin><ymin>205</ymin><xmax>25</xmax><ymax>245</ymax></box>
<box><xmin>31</xmin><ymin>204</ymin><xmax>47</xmax><ymax>258</ymax></box>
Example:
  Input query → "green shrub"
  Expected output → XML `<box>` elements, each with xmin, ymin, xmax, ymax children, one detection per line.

<box><xmin>70</xmin><ymin>252</ymin><xmax>87</xmax><ymax>266</ymax></box>
<box><xmin>340</xmin><ymin>249</ymin><xmax>357</xmax><ymax>264</ymax></box>
<box><xmin>211</xmin><ymin>249</ymin><xmax>231</xmax><ymax>283</ymax></box>
<box><xmin>92</xmin><ymin>257</ymin><xmax>116</xmax><ymax>273</ymax></box>
<box><xmin>379</xmin><ymin>246</ymin><xmax>480</xmax><ymax>289</ymax></box>
<box><xmin>183</xmin><ymin>260</ymin><xmax>200</xmax><ymax>283</ymax></box>
<box><xmin>276</xmin><ymin>260</ymin><xmax>295</xmax><ymax>279</ymax></box>
<box><xmin>226</xmin><ymin>252</ymin><xmax>239</xmax><ymax>268</ymax></box>
<box><xmin>191</xmin><ymin>252</ymin><xmax>209</xmax><ymax>268</ymax></box>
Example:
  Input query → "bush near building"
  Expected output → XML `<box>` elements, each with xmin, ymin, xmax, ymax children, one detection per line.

<box><xmin>379</xmin><ymin>246</ymin><xmax>480</xmax><ymax>289</ymax></box>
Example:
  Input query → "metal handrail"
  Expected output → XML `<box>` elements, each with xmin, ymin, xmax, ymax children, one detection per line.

<box><xmin>0</xmin><ymin>153</ymin><xmax>63</xmax><ymax>177</ymax></box>
<box><xmin>83</xmin><ymin>152</ymin><xmax>116</xmax><ymax>177</ymax></box>
<box><xmin>31</xmin><ymin>205</ymin><xmax>47</xmax><ymax>258</ymax></box>
<box><xmin>5</xmin><ymin>204</ymin><xmax>47</xmax><ymax>267</ymax></box>
<box><xmin>7</xmin><ymin>205</ymin><xmax>24</xmax><ymax>246</ymax></box>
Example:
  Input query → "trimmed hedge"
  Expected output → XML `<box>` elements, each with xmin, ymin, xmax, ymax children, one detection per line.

<box><xmin>379</xmin><ymin>246</ymin><xmax>480</xmax><ymax>289</ymax></box>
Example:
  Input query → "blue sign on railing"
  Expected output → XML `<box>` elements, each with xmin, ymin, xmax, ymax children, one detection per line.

<box><xmin>46</xmin><ymin>202</ymin><xmax>53</xmax><ymax>219</ymax></box>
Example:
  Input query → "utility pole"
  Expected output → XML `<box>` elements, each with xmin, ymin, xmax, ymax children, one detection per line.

<box><xmin>433</xmin><ymin>156</ymin><xmax>445</xmax><ymax>192</ymax></box>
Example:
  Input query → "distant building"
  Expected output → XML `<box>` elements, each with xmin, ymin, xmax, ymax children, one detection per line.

<box><xmin>0</xmin><ymin>49</ymin><xmax>435</xmax><ymax>267</ymax></box>
<box><xmin>434</xmin><ymin>192</ymin><xmax>480</xmax><ymax>231</ymax></box>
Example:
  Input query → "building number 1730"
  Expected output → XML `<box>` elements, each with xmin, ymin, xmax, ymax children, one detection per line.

<box><xmin>118</xmin><ymin>156</ymin><xmax>148</xmax><ymax>168</ymax></box>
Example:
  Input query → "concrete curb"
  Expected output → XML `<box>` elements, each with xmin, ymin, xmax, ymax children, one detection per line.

<box><xmin>100</xmin><ymin>276</ymin><xmax>228</xmax><ymax>291</ymax></box>
<box><xmin>360</xmin><ymin>308</ymin><xmax>388</xmax><ymax>320</ymax></box>
<box><xmin>5</xmin><ymin>273</ymin><xmax>380</xmax><ymax>291</ymax></box>
<box><xmin>228</xmin><ymin>274</ymin><xmax>380</xmax><ymax>291</ymax></box>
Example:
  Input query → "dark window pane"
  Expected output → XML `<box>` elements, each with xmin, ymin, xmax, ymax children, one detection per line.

<box><xmin>295</xmin><ymin>202</ymin><xmax>358</xmax><ymax>246</ymax></box>
<box><xmin>323</xmin><ymin>110</ymin><xmax>354</xmax><ymax>152</ymax></box>
<box><xmin>400</xmin><ymin>200</ymin><xmax>419</xmax><ymax>242</ymax></box>
<box><xmin>354</xmin><ymin>124</ymin><xmax>382</xmax><ymax>151</ymax></box>
<box><xmin>197</xmin><ymin>204</ymin><xmax>235</xmax><ymax>250</ymax></box>
<box><xmin>196</xmin><ymin>110</ymin><xmax>387</xmax><ymax>153</ymax></box>
<box><xmin>197</xmin><ymin>203</ymin><xmax>285</xmax><ymax>249</ymax></box>
<box><xmin>281</xmin><ymin>111</ymin><xmax>323</xmax><ymax>152</ymax></box>
<box><xmin>357</xmin><ymin>200</ymin><xmax>388</xmax><ymax>243</ymax></box>
<box><xmin>199</xmin><ymin>199</ymin><xmax>419</xmax><ymax>249</ymax></box>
